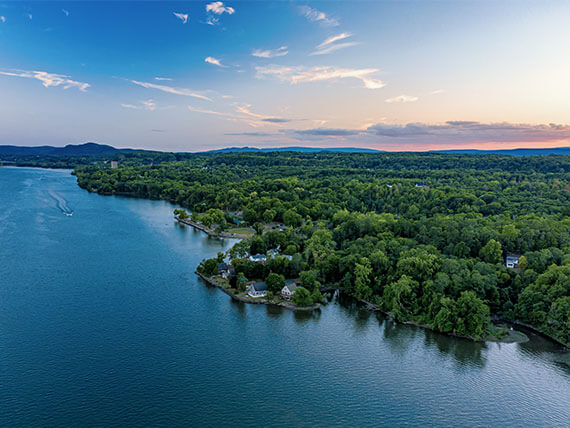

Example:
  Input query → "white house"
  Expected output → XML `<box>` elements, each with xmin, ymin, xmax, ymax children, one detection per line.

<box><xmin>249</xmin><ymin>254</ymin><xmax>267</xmax><ymax>263</ymax></box>
<box><xmin>281</xmin><ymin>281</ymin><xmax>298</xmax><ymax>300</ymax></box>
<box><xmin>505</xmin><ymin>254</ymin><xmax>520</xmax><ymax>268</ymax></box>
<box><xmin>248</xmin><ymin>282</ymin><xmax>267</xmax><ymax>298</ymax></box>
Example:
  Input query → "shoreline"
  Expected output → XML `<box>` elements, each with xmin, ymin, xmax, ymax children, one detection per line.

<box><xmin>35</xmin><ymin>166</ymin><xmax>567</xmax><ymax>349</ymax></box>
<box><xmin>176</xmin><ymin>216</ymin><xmax>253</xmax><ymax>239</ymax></box>
<box><xmin>196</xmin><ymin>272</ymin><xmax>320</xmax><ymax>311</ymax></box>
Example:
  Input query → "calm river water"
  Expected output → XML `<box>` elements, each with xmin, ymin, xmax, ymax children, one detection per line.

<box><xmin>1</xmin><ymin>167</ymin><xmax>568</xmax><ymax>427</ymax></box>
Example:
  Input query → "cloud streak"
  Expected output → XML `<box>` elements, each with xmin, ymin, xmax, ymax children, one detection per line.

<box><xmin>130</xmin><ymin>80</ymin><xmax>211</xmax><ymax>101</ymax></box>
<box><xmin>278</xmin><ymin>121</ymin><xmax>570</xmax><ymax>147</ymax></box>
<box><xmin>173</xmin><ymin>12</ymin><xmax>189</xmax><ymax>24</ymax></box>
<box><xmin>205</xmin><ymin>56</ymin><xmax>226</xmax><ymax>67</ymax></box>
<box><xmin>255</xmin><ymin>65</ymin><xmax>386</xmax><ymax>89</ymax></box>
<box><xmin>188</xmin><ymin>104</ymin><xmax>292</xmax><ymax>128</ymax></box>
<box><xmin>385</xmin><ymin>95</ymin><xmax>418</xmax><ymax>103</ymax></box>
<box><xmin>311</xmin><ymin>32</ymin><xmax>358</xmax><ymax>55</ymax></box>
<box><xmin>251</xmin><ymin>46</ymin><xmax>288</xmax><ymax>58</ymax></box>
<box><xmin>0</xmin><ymin>69</ymin><xmax>90</xmax><ymax>91</ymax></box>
<box><xmin>121</xmin><ymin>99</ymin><xmax>156</xmax><ymax>111</ymax></box>
<box><xmin>299</xmin><ymin>5</ymin><xmax>338</xmax><ymax>26</ymax></box>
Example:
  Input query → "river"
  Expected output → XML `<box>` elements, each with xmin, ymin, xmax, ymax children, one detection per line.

<box><xmin>0</xmin><ymin>167</ymin><xmax>568</xmax><ymax>427</ymax></box>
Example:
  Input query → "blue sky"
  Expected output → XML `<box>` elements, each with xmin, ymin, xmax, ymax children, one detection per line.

<box><xmin>1</xmin><ymin>1</ymin><xmax>570</xmax><ymax>151</ymax></box>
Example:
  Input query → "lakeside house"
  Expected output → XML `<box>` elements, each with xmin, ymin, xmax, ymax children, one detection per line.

<box><xmin>248</xmin><ymin>282</ymin><xmax>267</xmax><ymax>298</ymax></box>
<box><xmin>111</xmin><ymin>160</ymin><xmax>118</xmax><ymax>169</ymax></box>
<box><xmin>249</xmin><ymin>254</ymin><xmax>267</xmax><ymax>263</ymax></box>
<box><xmin>267</xmin><ymin>249</ymin><xmax>292</xmax><ymax>261</ymax></box>
<box><xmin>281</xmin><ymin>280</ymin><xmax>298</xmax><ymax>300</ymax></box>
<box><xmin>218</xmin><ymin>262</ymin><xmax>229</xmax><ymax>278</ymax></box>
<box><xmin>505</xmin><ymin>254</ymin><xmax>520</xmax><ymax>268</ymax></box>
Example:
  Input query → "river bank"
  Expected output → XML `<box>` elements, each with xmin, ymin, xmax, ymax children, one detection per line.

<box><xmin>176</xmin><ymin>216</ymin><xmax>254</xmax><ymax>239</ymax></box>
<box><xmin>196</xmin><ymin>272</ymin><xmax>320</xmax><ymax>311</ymax></box>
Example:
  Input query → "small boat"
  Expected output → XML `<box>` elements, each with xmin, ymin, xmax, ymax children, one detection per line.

<box><xmin>64</xmin><ymin>212</ymin><xmax>73</xmax><ymax>217</ymax></box>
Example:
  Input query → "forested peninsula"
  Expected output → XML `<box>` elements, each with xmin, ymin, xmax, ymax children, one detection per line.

<box><xmin>72</xmin><ymin>151</ymin><xmax>570</xmax><ymax>344</ymax></box>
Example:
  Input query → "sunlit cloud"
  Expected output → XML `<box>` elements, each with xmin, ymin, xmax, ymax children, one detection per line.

<box><xmin>130</xmin><ymin>80</ymin><xmax>211</xmax><ymax>101</ymax></box>
<box><xmin>311</xmin><ymin>32</ymin><xmax>358</xmax><ymax>55</ymax></box>
<box><xmin>368</xmin><ymin>121</ymin><xmax>570</xmax><ymax>142</ymax></box>
<box><xmin>251</xmin><ymin>46</ymin><xmax>288</xmax><ymax>58</ymax></box>
<box><xmin>0</xmin><ymin>69</ymin><xmax>90</xmax><ymax>91</ymax></box>
<box><xmin>311</xmin><ymin>41</ymin><xmax>359</xmax><ymax>56</ymax></box>
<box><xmin>255</xmin><ymin>65</ymin><xmax>386</xmax><ymax>89</ymax></box>
<box><xmin>292</xmin><ymin>128</ymin><xmax>361</xmax><ymax>137</ymax></box>
<box><xmin>188</xmin><ymin>104</ymin><xmax>291</xmax><ymax>128</ymax></box>
<box><xmin>0</xmin><ymin>16</ymin><xmax>5</xmax><ymax>23</ymax></box>
<box><xmin>121</xmin><ymin>99</ymin><xmax>156</xmax><ymax>111</ymax></box>
<box><xmin>298</xmin><ymin>5</ymin><xmax>338</xmax><ymax>26</ymax></box>
<box><xmin>154</xmin><ymin>77</ymin><xmax>172</xmax><ymax>81</ymax></box>
<box><xmin>235</xmin><ymin>104</ymin><xmax>290</xmax><ymax>123</ymax></box>
<box><xmin>206</xmin><ymin>2</ymin><xmax>235</xmax><ymax>15</ymax></box>
<box><xmin>62</xmin><ymin>9</ymin><xmax>69</xmax><ymax>17</ymax></box>
<box><xmin>282</xmin><ymin>121</ymin><xmax>570</xmax><ymax>147</ymax></box>
<box><xmin>142</xmin><ymin>99</ymin><xmax>156</xmax><ymax>111</ymax></box>
<box><xmin>319</xmin><ymin>33</ymin><xmax>351</xmax><ymax>47</ymax></box>
<box><xmin>173</xmin><ymin>12</ymin><xmax>189</xmax><ymax>24</ymax></box>
<box><xmin>205</xmin><ymin>56</ymin><xmax>226</xmax><ymax>67</ymax></box>
<box><xmin>430</xmin><ymin>89</ymin><xmax>444</xmax><ymax>95</ymax></box>
<box><xmin>27</xmin><ymin>14</ymin><xmax>32</xmax><ymax>20</ymax></box>
<box><xmin>385</xmin><ymin>95</ymin><xmax>419</xmax><ymax>103</ymax></box>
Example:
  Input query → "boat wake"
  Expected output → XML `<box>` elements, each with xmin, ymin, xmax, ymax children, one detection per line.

<box><xmin>48</xmin><ymin>190</ymin><xmax>73</xmax><ymax>216</ymax></box>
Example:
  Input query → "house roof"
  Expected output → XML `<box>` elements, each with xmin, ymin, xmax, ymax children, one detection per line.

<box><xmin>252</xmin><ymin>282</ymin><xmax>267</xmax><ymax>291</ymax></box>
<box><xmin>283</xmin><ymin>283</ymin><xmax>297</xmax><ymax>292</ymax></box>
<box><xmin>218</xmin><ymin>262</ymin><xmax>228</xmax><ymax>271</ymax></box>
<box><xmin>251</xmin><ymin>254</ymin><xmax>266</xmax><ymax>260</ymax></box>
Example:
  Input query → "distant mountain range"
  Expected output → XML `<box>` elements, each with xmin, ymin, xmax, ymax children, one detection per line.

<box><xmin>1</xmin><ymin>142</ymin><xmax>569</xmax><ymax>157</ymax></box>
<box><xmin>0</xmin><ymin>142</ymin><xmax>130</xmax><ymax>156</ymax></box>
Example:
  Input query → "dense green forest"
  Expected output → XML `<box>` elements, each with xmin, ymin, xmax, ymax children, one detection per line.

<box><xmin>74</xmin><ymin>152</ymin><xmax>570</xmax><ymax>344</ymax></box>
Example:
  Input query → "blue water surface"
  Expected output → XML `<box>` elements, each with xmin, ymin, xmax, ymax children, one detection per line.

<box><xmin>0</xmin><ymin>167</ymin><xmax>568</xmax><ymax>427</ymax></box>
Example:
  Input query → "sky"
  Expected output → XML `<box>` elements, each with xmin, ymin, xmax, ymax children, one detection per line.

<box><xmin>1</xmin><ymin>0</ymin><xmax>570</xmax><ymax>152</ymax></box>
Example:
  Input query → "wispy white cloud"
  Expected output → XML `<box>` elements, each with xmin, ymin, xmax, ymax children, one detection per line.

<box><xmin>121</xmin><ymin>99</ymin><xmax>156</xmax><ymax>111</ymax></box>
<box><xmin>311</xmin><ymin>33</ymin><xmax>358</xmax><ymax>55</ymax></box>
<box><xmin>142</xmin><ymin>99</ymin><xmax>156</xmax><ymax>111</ymax></box>
<box><xmin>298</xmin><ymin>5</ymin><xmax>338</xmax><ymax>26</ymax></box>
<box><xmin>234</xmin><ymin>104</ymin><xmax>290</xmax><ymax>123</ymax></box>
<box><xmin>255</xmin><ymin>65</ymin><xmax>386</xmax><ymax>89</ymax></box>
<box><xmin>154</xmin><ymin>77</ymin><xmax>172</xmax><ymax>81</ymax></box>
<box><xmin>188</xmin><ymin>104</ymin><xmax>291</xmax><ymax>127</ymax></box>
<box><xmin>130</xmin><ymin>80</ymin><xmax>211</xmax><ymax>101</ymax></box>
<box><xmin>62</xmin><ymin>9</ymin><xmax>69</xmax><ymax>17</ymax></box>
<box><xmin>385</xmin><ymin>94</ymin><xmax>418</xmax><ymax>103</ymax></box>
<box><xmin>430</xmin><ymin>89</ymin><xmax>444</xmax><ymax>95</ymax></box>
<box><xmin>251</xmin><ymin>46</ymin><xmax>288</xmax><ymax>58</ymax></box>
<box><xmin>188</xmin><ymin>106</ymin><xmax>236</xmax><ymax>118</ymax></box>
<box><xmin>27</xmin><ymin>13</ymin><xmax>32</xmax><ymax>20</ymax></box>
<box><xmin>205</xmin><ymin>56</ymin><xmax>226</xmax><ymax>67</ymax></box>
<box><xmin>206</xmin><ymin>2</ymin><xmax>235</xmax><ymax>15</ymax></box>
<box><xmin>0</xmin><ymin>16</ymin><xmax>5</xmax><ymax>23</ymax></box>
<box><xmin>318</xmin><ymin>32</ymin><xmax>352</xmax><ymax>48</ymax></box>
<box><xmin>0</xmin><ymin>69</ymin><xmax>89</xmax><ymax>91</ymax></box>
<box><xmin>173</xmin><ymin>12</ymin><xmax>189</xmax><ymax>24</ymax></box>
<box><xmin>311</xmin><ymin>41</ymin><xmax>359</xmax><ymax>56</ymax></box>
